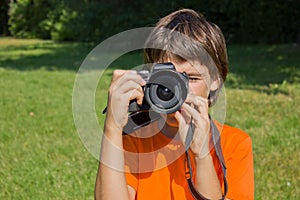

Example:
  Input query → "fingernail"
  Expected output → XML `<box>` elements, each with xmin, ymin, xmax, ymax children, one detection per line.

<box><xmin>141</xmin><ymin>79</ymin><xmax>146</xmax><ymax>85</ymax></box>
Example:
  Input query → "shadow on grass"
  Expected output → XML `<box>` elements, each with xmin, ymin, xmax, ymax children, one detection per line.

<box><xmin>1</xmin><ymin>39</ymin><xmax>299</xmax><ymax>93</ymax></box>
<box><xmin>0</xmin><ymin>40</ymin><xmax>93</xmax><ymax>71</ymax></box>
<box><xmin>225</xmin><ymin>44</ymin><xmax>300</xmax><ymax>94</ymax></box>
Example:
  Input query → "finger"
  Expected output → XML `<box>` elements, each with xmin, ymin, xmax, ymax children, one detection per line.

<box><xmin>115</xmin><ymin>80</ymin><xmax>144</xmax><ymax>105</ymax></box>
<box><xmin>174</xmin><ymin>111</ymin><xmax>189</xmax><ymax>143</ymax></box>
<box><xmin>118</xmin><ymin>80</ymin><xmax>144</xmax><ymax>94</ymax></box>
<box><xmin>180</xmin><ymin>104</ymin><xmax>192</xmax><ymax>124</ymax></box>
<box><xmin>111</xmin><ymin>74</ymin><xmax>145</xmax><ymax>99</ymax></box>
<box><xmin>185</xmin><ymin>94</ymin><xmax>208</xmax><ymax>106</ymax></box>
<box><xmin>111</xmin><ymin>69</ymin><xmax>129</xmax><ymax>82</ymax></box>
<box><xmin>111</xmin><ymin>70</ymin><xmax>146</xmax><ymax>89</ymax></box>
<box><xmin>112</xmin><ymin>70</ymin><xmax>137</xmax><ymax>80</ymax></box>
<box><xmin>181</xmin><ymin>103</ymin><xmax>210</xmax><ymax>132</ymax></box>
<box><xmin>185</xmin><ymin>94</ymin><xmax>209</xmax><ymax>116</ymax></box>
<box><xmin>126</xmin><ymin>71</ymin><xmax>146</xmax><ymax>86</ymax></box>
<box><xmin>125</xmin><ymin>87</ymin><xmax>144</xmax><ymax>105</ymax></box>
<box><xmin>181</xmin><ymin>103</ymin><xmax>201</xmax><ymax>125</ymax></box>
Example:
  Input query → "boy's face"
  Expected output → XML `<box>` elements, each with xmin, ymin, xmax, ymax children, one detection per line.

<box><xmin>162</xmin><ymin>59</ymin><xmax>219</xmax><ymax>126</ymax></box>
<box><xmin>172</xmin><ymin>59</ymin><xmax>216</xmax><ymax>99</ymax></box>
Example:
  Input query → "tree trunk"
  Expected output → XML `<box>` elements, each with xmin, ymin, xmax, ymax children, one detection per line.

<box><xmin>0</xmin><ymin>0</ymin><xmax>11</xmax><ymax>36</ymax></box>
<box><xmin>297</xmin><ymin>28</ymin><xmax>300</xmax><ymax>46</ymax></box>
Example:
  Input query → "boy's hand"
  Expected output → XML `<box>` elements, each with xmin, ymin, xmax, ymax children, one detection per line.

<box><xmin>105</xmin><ymin>70</ymin><xmax>146</xmax><ymax>131</ymax></box>
<box><xmin>175</xmin><ymin>94</ymin><xmax>210</xmax><ymax>158</ymax></box>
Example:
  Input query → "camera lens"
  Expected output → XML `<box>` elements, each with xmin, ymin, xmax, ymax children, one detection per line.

<box><xmin>156</xmin><ymin>85</ymin><xmax>174</xmax><ymax>101</ymax></box>
<box><xmin>149</xmin><ymin>82</ymin><xmax>178</xmax><ymax>110</ymax></box>
<box><xmin>144</xmin><ymin>69</ymin><xmax>188</xmax><ymax>114</ymax></box>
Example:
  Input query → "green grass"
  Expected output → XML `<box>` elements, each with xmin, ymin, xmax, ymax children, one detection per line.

<box><xmin>0</xmin><ymin>37</ymin><xmax>299</xmax><ymax>199</ymax></box>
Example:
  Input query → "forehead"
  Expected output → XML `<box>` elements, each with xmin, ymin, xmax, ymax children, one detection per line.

<box><xmin>172</xmin><ymin>60</ymin><xmax>208</xmax><ymax>75</ymax></box>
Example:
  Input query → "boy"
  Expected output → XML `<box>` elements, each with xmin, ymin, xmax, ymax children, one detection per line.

<box><xmin>95</xmin><ymin>8</ymin><xmax>254</xmax><ymax>200</ymax></box>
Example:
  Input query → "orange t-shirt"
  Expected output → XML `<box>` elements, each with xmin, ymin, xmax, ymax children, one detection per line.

<box><xmin>123</xmin><ymin>121</ymin><xmax>254</xmax><ymax>200</ymax></box>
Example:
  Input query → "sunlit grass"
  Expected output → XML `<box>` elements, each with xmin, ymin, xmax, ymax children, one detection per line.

<box><xmin>0</xmin><ymin>38</ymin><xmax>299</xmax><ymax>199</ymax></box>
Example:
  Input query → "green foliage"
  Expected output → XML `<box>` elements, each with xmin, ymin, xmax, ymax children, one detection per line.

<box><xmin>7</xmin><ymin>0</ymin><xmax>300</xmax><ymax>43</ymax></box>
<box><xmin>234</xmin><ymin>0</ymin><xmax>300</xmax><ymax>43</ymax></box>
<box><xmin>8</xmin><ymin>0</ymin><xmax>58</xmax><ymax>39</ymax></box>
<box><xmin>50</xmin><ymin>7</ymin><xmax>79</xmax><ymax>41</ymax></box>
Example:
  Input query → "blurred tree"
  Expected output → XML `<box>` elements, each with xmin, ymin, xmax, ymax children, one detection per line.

<box><xmin>6</xmin><ymin>0</ymin><xmax>300</xmax><ymax>43</ymax></box>
<box><xmin>0</xmin><ymin>0</ymin><xmax>11</xmax><ymax>35</ymax></box>
<box><xmin>9</xmin><ymin>0</ymin><xmax>60</xmax><ymax>38</ymax></box>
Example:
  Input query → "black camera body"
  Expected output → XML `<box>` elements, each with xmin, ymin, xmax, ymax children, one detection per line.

<box><xmin>129</xmin><ymin>63</ymin><xmax>189</xmax><ymax>114</ymax></box>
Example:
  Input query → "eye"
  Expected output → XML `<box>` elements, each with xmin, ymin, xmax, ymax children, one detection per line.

<box><xmin>188</xmin><ymin>76</ymin><xmax>203</xmax><ymax>82</ymax></box>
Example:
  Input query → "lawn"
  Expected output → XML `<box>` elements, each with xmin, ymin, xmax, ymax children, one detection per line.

<box><xmin>0</xmin><ymin>37</ymin><xmax>299</xmax><ymax>199</ymax></box>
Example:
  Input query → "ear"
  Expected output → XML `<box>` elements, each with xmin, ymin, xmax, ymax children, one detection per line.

<box><xmin>209</xmin><ymin>77</ymin><xmax>220</xmax><ymax>91</ymax></box>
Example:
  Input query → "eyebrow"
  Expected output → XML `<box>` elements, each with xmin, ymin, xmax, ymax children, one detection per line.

<box><xmin>186</xmin><ymin>72</ymin><xmax>206</xmax><ymax>76</ymax></box>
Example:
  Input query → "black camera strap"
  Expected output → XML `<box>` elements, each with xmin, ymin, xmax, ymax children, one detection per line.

<box><xmin>184</xmin><ymin>117</ymin><xmax>228</xmax><ymax>200</ymax></box>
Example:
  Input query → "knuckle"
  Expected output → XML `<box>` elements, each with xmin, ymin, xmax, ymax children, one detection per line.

<box><xmin>113</xmin><ymin>69</ymin><xmax>123</xmax><ymax>76</ymax></box>
<box><xmin>112</xmin><ymin>69</ymin><xmax>129</xmax><ymax>79</ymax></box>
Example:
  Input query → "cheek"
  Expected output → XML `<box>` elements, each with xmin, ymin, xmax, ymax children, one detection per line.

<box><xmin>188</xmin><ymin>81</ymin><xmax>210</xmax><ymax>97</ymax></box>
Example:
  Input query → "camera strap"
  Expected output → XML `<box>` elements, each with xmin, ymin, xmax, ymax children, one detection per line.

<box><xmin>184</xmin><ymin>117</ymin><xmax>228</xmax><ymax>200</ymax></box>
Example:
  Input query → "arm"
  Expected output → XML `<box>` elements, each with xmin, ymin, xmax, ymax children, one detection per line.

<box><xmin>95</xmin><ymin>122</ymin><xmax>130</xmax><ymax>200</ymax></box>
<box><xmin>194</xmin><ymin>128</ymin><xmax>254</xmax><ymax>200</ymax></box>
<box><xmin>95</xmin><ymin>121</ymin><xmax>137</xmax><ymax>200</ymax></box>
<box><xmin>94</xmin><ymin>70</ymin><xmax>145</xmax><ymax>200</ymax></box>
<box><xmin>194</xmin><ymin>154</ymin><xmax>222</xmax><ymax>199</ymax></box>
<box><xmin>175</xmin><ymin>95</ymin><xmax>222</xmax><ymax>199</ymax></box>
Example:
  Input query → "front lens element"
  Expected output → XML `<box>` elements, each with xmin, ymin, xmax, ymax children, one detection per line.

<box><xmin>156</xmin><ymin>85</ymin><xmax>174</xmax><ymax>101</ymax></box>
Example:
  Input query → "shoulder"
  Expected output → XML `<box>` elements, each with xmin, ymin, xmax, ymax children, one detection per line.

<box><xmin>221</xmin><ymin>124</ymin><xmax>251</xmax><ymax>142</ymax></box>
<box><xmin>217</xmin><ymin>124</ymin><xmax>255</xmax><ymax>199</ymax></box>
<box><xmin>216</xmin><ymin>123</ymin><xmax>253</xmax><ymax>156</ymax></box>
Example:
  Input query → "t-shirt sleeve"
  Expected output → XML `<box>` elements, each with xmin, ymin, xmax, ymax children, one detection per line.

<box><xmin>224</xmin><ymin>135</ymin><xmax>254</xmax><ymax>200</ymax></box>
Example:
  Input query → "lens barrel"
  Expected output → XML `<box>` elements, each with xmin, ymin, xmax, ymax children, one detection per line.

<box><xmin>144</xmin><ymin>69</ymin><xmax>188</xmax><ymax>114</ymax></box>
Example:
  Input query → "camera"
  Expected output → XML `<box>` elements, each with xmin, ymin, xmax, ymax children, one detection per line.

<box><xmin>129</xmin><ymin>63</ymin><xmax>189</xmax><ymax>114</ymax></box>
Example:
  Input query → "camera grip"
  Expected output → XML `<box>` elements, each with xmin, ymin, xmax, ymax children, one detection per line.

<box><xmin>128</xmin><ymin>100</ymin><xmax>140</xmax><ymax>112</ymax></box>
<box><xmin>123</xmin><ymin>110</ymin><xmax>161</xmax><ymax>134</ymax></box>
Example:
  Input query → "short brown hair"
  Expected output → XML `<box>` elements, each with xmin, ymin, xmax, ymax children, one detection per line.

<box><xmin>144</xmin><ymin>8</ymin><xmax>228</xmax><ymax>105</ymax></box>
